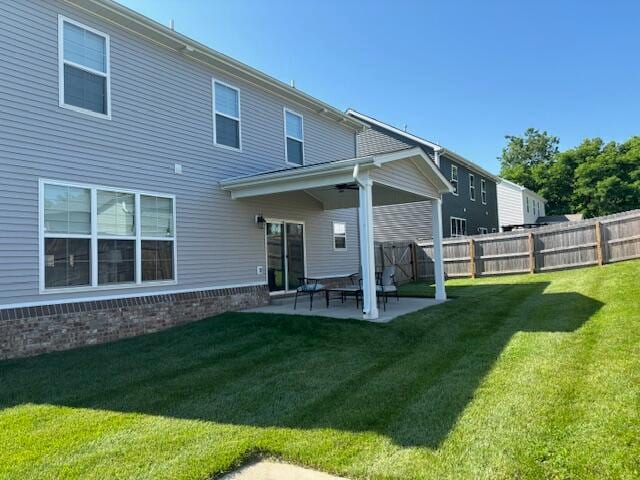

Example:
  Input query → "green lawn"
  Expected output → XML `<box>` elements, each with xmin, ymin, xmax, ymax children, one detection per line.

<box><xmin>1</xmin><ymin>261</ymin><xmax>639</xmax><ymax>480</ymax></box>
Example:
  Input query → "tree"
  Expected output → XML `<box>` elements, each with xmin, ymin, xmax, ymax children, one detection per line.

<box><xmin>498</xmin><ymin>129</ymin><xmax>640</xmax><ymax>218</ymax></box>
<box><xmin>573</xmin><ymin>137</ymin><xmax>640</xmax><ymax>217</ymax></box>
<box><xmin>499</xmin><ymin>128</ymin><xmax>560</xmax><ymax>194</ymax></box>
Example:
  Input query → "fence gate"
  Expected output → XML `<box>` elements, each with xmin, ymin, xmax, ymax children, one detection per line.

<box><xmin>375</xmin><ymin>241</ymin><xmax>415</xmax><ymax>284</ymax></box>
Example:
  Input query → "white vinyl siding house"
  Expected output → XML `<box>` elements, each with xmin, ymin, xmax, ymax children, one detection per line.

<box><xmin>497</xmin><ymin>178</ymin><xmax>547</xmax><ymax>230</ymax></box>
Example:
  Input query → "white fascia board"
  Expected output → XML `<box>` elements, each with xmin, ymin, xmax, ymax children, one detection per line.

<box><xmin>66</xmin><ymin>0</ymin><xmax>366</xmax><ymax>130</ymax></box>
<box><xmin>221</xmin><ymin>147</ymin><xmax>453</xmax><ymax>199</ymax></box>
<box><xmin>346</xmin><ymin>109</ymin><xmax>499</xmax><ymax>181</ymax></box>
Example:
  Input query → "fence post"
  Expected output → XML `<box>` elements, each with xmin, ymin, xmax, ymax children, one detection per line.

<box><xmin>528</xmin><ymin>232</ymin><xmax>536</xmax><ymax>274</ymax></box>
<box><xmin>595</xmin><ymin>221</ymin><xmax>604</xmax><ymax>265</ymax></box>
<box><xmin>411</xmin><ymin>242</ymin><xmax>419</xmax><ymax>281</ymax></box>
<box><xmin>469</xmin><ymin>239</ymin><xmax>476</xmax><ymax>278</ymax></box>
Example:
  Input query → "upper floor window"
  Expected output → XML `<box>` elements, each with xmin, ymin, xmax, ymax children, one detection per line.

<box><xmin>526</xmin><ymin>197</ymin><xmax>530</xmax><ymax>213</ymax></box>
<box><xmin>333</xmin><ymin>222</ymin><xmax>347</xmax><ymax>250</ymax></box>
<box><xmin>59</xmin><ymin>16</ymin><xmax>110</xmax><ymax>118</ymax></box>
<box><xmin>450</xmin><ymin>165</ymin><xmax>458</xmax><ymax>195</ymax></box>
<box><xmin>481</xmin><ymin>179</ymin><xmax>487</xmax><ymax>204</ymax></box>
<box><xmin>213</xmin><ymin>80</ymin><xmax>241</xmax><ymax>150</ymax></box>
<box><xmin>284</xmin><ymin>109</ymin><xmax>304</xmax><ymax>165</ymax></box>
<box><xmin>41</xmin><ymin>181</ymin><xmax>176</xmax><ymax>291</ymax></box>
<box><xmin>469</xmin><ymin>174</ymin><xmax>476</xmax><ymax>201</ymax></box>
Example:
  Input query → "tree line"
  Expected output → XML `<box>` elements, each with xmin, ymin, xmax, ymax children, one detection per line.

<box><xmin>499</xmin><ymin>128</ymin><xmax>640</xmax><ymax>217</ymax></box>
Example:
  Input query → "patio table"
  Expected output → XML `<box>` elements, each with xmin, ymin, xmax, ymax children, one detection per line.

<box><xmin>325</xmin><ymin>284</ymin><xmax>362</xmax><ymax>309</ymax></box>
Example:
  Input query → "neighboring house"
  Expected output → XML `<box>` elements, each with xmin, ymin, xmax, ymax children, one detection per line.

<box><xmin>0</xmin><ymin>0</ymin><xmax>451</xmax><ymax>359</ymax></box>
<box><xmin>496</xmin><ymin>178</ymin><xmax>547</xmax><ymax>231</ymax></box>
<box><xmin>346</xmin><ymin>110</ymin><xmax>500</xmax><ymax>239</ymax></box>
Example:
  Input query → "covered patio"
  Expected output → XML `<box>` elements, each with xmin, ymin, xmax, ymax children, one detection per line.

<box><xmin>220</xmin><ymin>146</ymin><xmax>452</xmax><ymax>321</ymax></box>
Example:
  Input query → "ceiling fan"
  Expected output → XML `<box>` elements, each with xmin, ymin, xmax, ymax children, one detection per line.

<box><xmin>335</xmin><ymin>183</ymin><xmax>358</xmax><ymax>192</ymax></box>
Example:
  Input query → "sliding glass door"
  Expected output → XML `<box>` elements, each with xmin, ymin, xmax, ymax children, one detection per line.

<box><xmin>266</xmin><ymin>221</ymin><xmax>305</xmax><ymax>293</ymax></box>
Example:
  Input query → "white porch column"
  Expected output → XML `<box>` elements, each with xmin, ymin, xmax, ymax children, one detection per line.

<box><xmin>358</xmin><ymin>174</ymin><xmax>379</xmax><ymax>320</ymax></box>
<box><xmin>431</xmin><ymin>198</ymin><xmax>447</xmax><ymax>300</ymax></box>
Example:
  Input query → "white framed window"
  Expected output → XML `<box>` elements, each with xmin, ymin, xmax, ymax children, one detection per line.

<box><xmin>333</xmin><ymin>222</ymin><xmax>347</xmax><ymax>250</ymax></box>
<box><xmin>526</xmin><ymin>197</ymin><xmax>530</xmax><ymax>213</ymax></box>
<box><xmin>478</xmin><ymin>227</ymin><xmax>488</xmax><ymax>234</ymax></box>
<box><xmin>450</xmin><ymin>165</ymin><xmax>458</xmax><ymax>195</ymax></box>
<box><xmin>481</xmin><ymin>179</ymin><xmax>487</xmax><ymax>204</ymax></box>
<box><xmin>58</xmin><ymin>16</ymin><xmax>110</xmax><ymax>119</ymax></box>
<box><xmin>491</xmin><ymin>228</ymin><xmax>497</xmax><ymax>233</ymax></box>
<box><xmin>469</xmin><ymin>174</ymin><xmax>476</xmax><ymax>201</ymax></box>
<box><xmin>284</xmin><ymin>108</ymin><xmax>304</xmax><ymax>165</ymax></box>
<box><xmin>40</xmin><ymin>180</ymin><xmax>176</xmax><ymax>293</ymax></box>
<box><xmin>212</xmin><ymin>79</ymin><xmax>241</xmax><ymax>150</ymax></box>
<box><xmin>450</xmin><ymin>217</ymin><xmax>467</xmax><ymax>237</ymax></box>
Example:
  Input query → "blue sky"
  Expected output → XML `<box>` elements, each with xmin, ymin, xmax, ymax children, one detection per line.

<box><xmin>119</xmin><ymin>0</ymin><xmax>640</xmax><ymax>174</ymax></box>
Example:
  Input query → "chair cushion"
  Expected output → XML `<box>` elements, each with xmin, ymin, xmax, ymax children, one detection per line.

<box><xmin>376</xmin><ymin>285</ymin><xmax>397</xmax><ymax>293</ymax></box>
<box><xmin>299</xmin><ymin>283</ymin><xmax>325</xmax><ymax>292</ymax></box>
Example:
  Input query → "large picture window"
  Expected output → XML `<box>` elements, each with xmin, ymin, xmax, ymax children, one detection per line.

<box><xmin>41</xmin><ymin>181</ymin><xmax>176</xmax><ymax>291</ymax></box>
<box><xmin>213</xmin><ymin>79</ymin><xmax>241</xmax><ymax>150</ymax></box>
<box><xmin>59</xmin><ymin>16</ymin><xmax>110</xmax><ymax>118</ymax></box>
<box><xmin>284</xmin><ymin>109</ymin><xmax>304</xmax><ymax>165</ymax></box>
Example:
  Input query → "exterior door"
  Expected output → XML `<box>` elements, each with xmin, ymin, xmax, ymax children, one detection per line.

<box><xmin>266</xmin><ymin>221</ymin><xmax>305</xmax><ymax>292</ymax></box>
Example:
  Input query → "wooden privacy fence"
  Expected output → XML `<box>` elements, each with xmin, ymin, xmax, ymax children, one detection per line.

<box><xmin>376</xmin><ymin>209</ymin><xmax>640</xmax><ymax>281</ymax></box>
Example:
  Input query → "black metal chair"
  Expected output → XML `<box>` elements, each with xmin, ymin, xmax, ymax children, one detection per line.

<box><xmin>294</xmin><ymin>277</ymin><xmax>325</xmax><ymax>311</ymax></box>
<box><xmin>376</xmin><ymin>266</ymin><xmax>399</xmax><ymax>311</ymax></box>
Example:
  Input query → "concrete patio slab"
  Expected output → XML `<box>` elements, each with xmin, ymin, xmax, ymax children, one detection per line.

<box><xmin>242</xmin><ymin>295</ymin><xmax>443</xmax><ymax>323</ymax></box>
<box><xmin>220</xmin><ymin>460</ymin><xmax>346</xmax><ymax>479</ymax></box>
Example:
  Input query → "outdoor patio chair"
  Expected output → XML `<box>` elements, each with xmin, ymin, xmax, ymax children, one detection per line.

<box><xmin>294</xmin><ymin>277</ymin><xmax>325</xmax><ymax>311</ymax></box>
<box><xmin>376</xmin><ymin>265</ymin><xmax>399</xmax><ymax>311</ymax></box>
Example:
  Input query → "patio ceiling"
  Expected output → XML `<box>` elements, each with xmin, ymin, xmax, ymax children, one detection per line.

<box><xmin>219</xmin><ymin>147</ymin><xmax>453</xmax><ymax>209</ymax></box>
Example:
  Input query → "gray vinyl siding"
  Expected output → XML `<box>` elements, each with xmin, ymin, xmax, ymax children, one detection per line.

<box><xmin>373</xmin><ymin>202</ymin><xmax>432</xmax><ymax>242</ymax></box>
<box><xmin>0</xmin><ymin>0</ymin><xmax>359</xmax><ymax>306</ymax></box>
<box><xmin>371</xmin><ymin>159</ymin><xmax>440</xmax><ymax>199</ymax></box>
<box><xmin>356</xmin><ymin>125</ymin><xmax>414</xmax><ymax>156</ymax></box>
<box><xmin>356</xmin><ymin>123</ymin><xmax>499</xmax><ymax>239</ymax></box>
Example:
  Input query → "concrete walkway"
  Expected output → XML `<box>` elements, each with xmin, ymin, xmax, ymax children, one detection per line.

<box><xmin>242</xmin><ymin>295</ymin><xmax>443</xmax><ymax>323</ymax></box>
<box><xmin>221</xmin><ymin>460</ymin><xmax>346</xmax><ymax>480</ymax></box>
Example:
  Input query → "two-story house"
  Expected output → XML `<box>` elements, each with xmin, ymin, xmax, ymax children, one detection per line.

<box><xmin>1</xmin><ymin>0</ymin><xmax>451</xmax><ymax>359</ymax></box>
<box><xmin>346</xmin><ymin>110</ymin><xmax>500</xmax><ymax>239</ymax></box>
<box><xmin>497</xmin><ymin>178</ymin><xmax>547</xmax><ymax>231</ymax></box>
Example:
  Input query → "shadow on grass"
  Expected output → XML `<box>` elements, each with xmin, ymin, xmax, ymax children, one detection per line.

<box><xmin>0</xmin><ymin>282</ymin><xmax>602</xmax><ymax>448</ymax></box>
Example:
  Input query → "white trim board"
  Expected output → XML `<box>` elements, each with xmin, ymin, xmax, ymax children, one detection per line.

<box><xmin>0</xmin><ymin>281</ymin><xmax>267</xmax><ymax>311</ymax></box>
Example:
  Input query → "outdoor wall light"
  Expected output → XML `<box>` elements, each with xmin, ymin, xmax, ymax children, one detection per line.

<box><xmin>255</xmin><ymin>214</ymin><xmax>266</xmax><ymax>229</ymax></box>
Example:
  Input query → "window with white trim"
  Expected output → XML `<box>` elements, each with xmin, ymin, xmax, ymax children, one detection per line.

<box><xmin>333</xmin><ymin>222</ymin><xmax>347</xmax><ymax>250</ymax></box>
<box><xmin>450</xmin><ymin>217</ymin><xmax>467</xmax><ymax>237</ymax></box>
<box><xmin>59</xmin><ymin>16</ymin><xmax>110</xmax><ymax>117</ymax></box>
<box><xmin>478</xmin><ymin>227</ymin><xmax>488</xmax><ymax>234</ymax></box>
<box><xmin>42</xmin><ymin>181</ymin><xmax>175</xmax><ymax>290</ymax></box>
<box><xmin>526</xmin><ymin>197</ymin><xmax>530</xmax><ymax>213</ymax></box>
<box><xmin>213</xmin><ymin>80</ymin><xmax>241</xmax><ymax>149</ymax></box>
<box><xmin>450</xmin><ymin>164</ymin><xmax>458</xmax><ymax>195</ymax></box>
<box><xmin>285</xmin><ymin>109</ymin><xmax>304</xmax><ymax>165</ymax></box>
<box><xmin>469</xmin><ymin>174</ymin><xmax>476</xmax><ymax>201</ymax></box>
<box><xmin>481</xmin><ymin>179</ymin><xmax>487</xmax><ymax>204</ymax></box>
